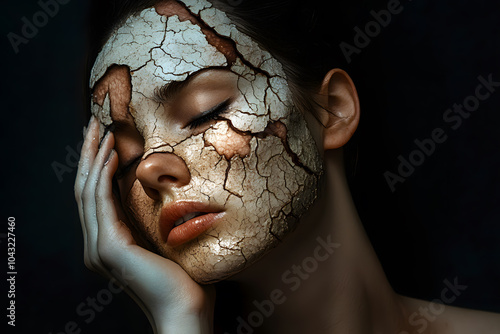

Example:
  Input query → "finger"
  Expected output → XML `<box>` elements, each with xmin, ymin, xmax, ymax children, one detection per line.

<box><xmin>75</xmin><ymin>116</ymin><xmax>100</xmax><ymax>268</ymax></box>
<box><xmin>92</xmin><ymin>154</ymin><xmax>154</xmax><ymax>316</ymax></box>
<box><xmin>75</xmin><ymin>116</ymin><xmax>99</xmax><ymax>224</ymax></box>
<box><xmin>96</xmin><ymin>148</ymin><xmax>139</xmax><ymax>266</ymax></box>
<box><xmin>82</xmin><ymin>130</ymin><xmax>115</xmax><ymax>272</ymax></box>
<box><xmin>75</xmin><ymin>116</ymin><xmax>99</xmax><ymax>197</ymax></box>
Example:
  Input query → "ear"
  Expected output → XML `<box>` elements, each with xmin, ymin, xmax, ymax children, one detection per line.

<box><xmin>317</xmin><ymin>69</ymin><xmax>360</xmax><ymax>150</ymax></box>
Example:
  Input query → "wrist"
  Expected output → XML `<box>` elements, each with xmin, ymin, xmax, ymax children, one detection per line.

<box><xmin>156</xmin><ymin>312</ymin><xmax>213</xmax><ymax>334</ymax></box>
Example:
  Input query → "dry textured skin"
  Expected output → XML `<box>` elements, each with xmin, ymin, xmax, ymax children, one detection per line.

<box><xmin>93</xmin><ymin>66</ymin><xmax>134</xmax><ymax>127</ymax></box>
<box><xmin>90</xmin><ymin>0</ymin><xmax>323</xmax><ymax>283</ymax></box>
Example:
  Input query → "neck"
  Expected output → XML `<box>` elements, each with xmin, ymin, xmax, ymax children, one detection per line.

<box><xmin>228</xmin><ymin>149</ymin><xmax>408</xmax><ymax>334</ymax></box>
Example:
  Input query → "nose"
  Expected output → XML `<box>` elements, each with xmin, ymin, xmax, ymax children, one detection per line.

<box><xmin>136</xmin><ymin>152</ymin><xmax>191</xmax><ymax>200</ymax></box>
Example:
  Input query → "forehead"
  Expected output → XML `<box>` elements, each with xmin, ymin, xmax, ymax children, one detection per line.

<box><xmin>90</xmin><ymin>0</ymin><xmax>293</xmax><ymax>140</ymax></box>
<box><xmin>90</xmin><ymin>0</ymin><xmax>287</xmax><ymax>93</ymax></box>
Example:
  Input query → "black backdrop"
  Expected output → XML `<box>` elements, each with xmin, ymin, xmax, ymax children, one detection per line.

<box><xmin>2</xmin><ymin>0</ymin><xmax>499</xmax><ymax>333</ymax></box>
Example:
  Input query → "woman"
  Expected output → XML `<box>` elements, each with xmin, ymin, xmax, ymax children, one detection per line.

<box><xmin>75</xmin><ymin>0</ymin><xmax>500</xmax><ymax>332</ymax></box>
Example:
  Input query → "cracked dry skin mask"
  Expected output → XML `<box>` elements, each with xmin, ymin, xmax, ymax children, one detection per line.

<box><xmin>90</xmin><ymin>0</ymin><xmax>323</xmax><ymax>284</ymax></box>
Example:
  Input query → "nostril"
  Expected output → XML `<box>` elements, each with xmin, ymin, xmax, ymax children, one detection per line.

<box><xmin>136</xmin><ymin>153</ymin><xmax>191</xmax><ymax>197</ymax></box>
<box><xmin>158</xmin><ymin>175</ymin><xmax>178</xmax><ymax>184</ymax></box>
<box><xmin>142</xmin><ymin>186</ymin><xmax>160</xmax><ymax>201</ymax></box>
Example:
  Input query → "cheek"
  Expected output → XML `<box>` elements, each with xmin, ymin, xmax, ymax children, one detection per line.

<box><xmin>168</xmin><ymin>127</ymin><xmax>319</xmax><ymax>283</ymax></box>
<box><xmin>205</xmin><ymin>119</ymin><xmax>316</xmax><ymax>238</ymax></box>
<box><xmin>204</xmin><ymin>122</ymin><xmax>252</xmax><ymax>160</ymax></box>
<box><xmin>111</xmin><ymin>93</ymin><xmax>323</xmax><ymax>283</ymax></box>
<box><xmin>123</xmin><ymin>180</ymin><xmax>161</xmax><ymax>243</ymax></box>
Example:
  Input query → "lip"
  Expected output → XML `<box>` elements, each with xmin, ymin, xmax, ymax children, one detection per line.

<box><xmin>160</xmin><ymin>201</ymin><xmax>225</xmax><ymax>247</ymax></box>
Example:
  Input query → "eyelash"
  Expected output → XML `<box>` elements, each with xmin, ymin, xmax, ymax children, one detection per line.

<box><xmin>187</xmin><ymin>100</ymin><xmax>231</xmax><ymax>129</ymax></box>
<box><xmin>115</xmin><ymin>156</ymin><xmax>141</xmax><ymax>179</ymax></box>
<box><xmin>114</xmin><ymin>100</ymin><xmax>231</xmax><ymax>178</ymax></box>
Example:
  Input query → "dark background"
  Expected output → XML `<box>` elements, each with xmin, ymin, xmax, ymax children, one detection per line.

<box><xmin>1</xmin><ymin>0</ymin><xmax>499</xmax><ymax>333</ymax></box>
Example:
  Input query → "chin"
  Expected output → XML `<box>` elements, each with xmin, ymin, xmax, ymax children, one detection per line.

<box><xmin>156</xmin><ymin>210</ymin><xmax>308</xmax><ymax>284</ymax></box>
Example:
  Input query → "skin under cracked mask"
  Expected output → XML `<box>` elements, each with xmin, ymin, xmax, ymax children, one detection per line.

<box><xmin>90</xmin><ymin>0</ymin><xmax>323</xmax><ymax>284</ymax></box>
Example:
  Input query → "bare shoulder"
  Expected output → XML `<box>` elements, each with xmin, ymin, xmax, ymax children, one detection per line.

<box><xmin>399</xmin><ymin>296</ymin><xmax>500</xmax><ymax>334</ymax></box>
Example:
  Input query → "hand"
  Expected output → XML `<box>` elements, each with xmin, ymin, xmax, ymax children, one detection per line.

<box><xmin>74</xmin><ymin>117</ymin><xmax>215</xmax><ymax>334</ymax></box>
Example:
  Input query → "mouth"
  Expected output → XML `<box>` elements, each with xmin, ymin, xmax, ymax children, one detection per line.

<box><xmin>159</xmin><ymin>201</ymin><xmax>225</xmax><ymax>247</ymax></box>
<box><xmin>173</xmin><ymin>212</ymin><xmax>206</xmax><ymax>227</ymax></box>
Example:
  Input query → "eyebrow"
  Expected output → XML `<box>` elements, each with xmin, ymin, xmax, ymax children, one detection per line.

<box><xmin>110</xmin><ymin>70</ymin><xmax>207</xmax><ymax>127</ymax></box>
<box><xmin>152</xmin><ymin>67</ymin><xmax>227</xmax><ymax>104</ymax></box>
<box><xmin>153</xmin><ymin>78</ymin><xmax>192</xmax><ymax>104</ymax></box>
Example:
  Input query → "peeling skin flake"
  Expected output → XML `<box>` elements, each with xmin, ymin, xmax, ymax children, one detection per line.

<box><xmin>90</xmin><ymin>0</ymin><xmax>323</xmax><ymax>284</ymax></box>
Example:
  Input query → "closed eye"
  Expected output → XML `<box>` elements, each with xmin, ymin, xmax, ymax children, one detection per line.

<box><xmin>185</xmin><ymin>99</ymin><xmax>231</xmax><ymax>130</ymax></box>
<box><xmin>115</xmin><ymin>156</ymin><xmax>142</xmax><ymax>179</ymax></box>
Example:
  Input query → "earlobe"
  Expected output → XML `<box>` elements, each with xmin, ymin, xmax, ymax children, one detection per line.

<box><xmin>318</xmin><ymin>69</ymin><xmax>360</xmax><ymax>150</ymax></box>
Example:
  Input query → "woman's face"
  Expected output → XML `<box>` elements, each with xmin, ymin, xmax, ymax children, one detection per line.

<box><xmin>91</xmin><ymin>0</ymin><xmax>323</xmax><ymax>283</ymax></box>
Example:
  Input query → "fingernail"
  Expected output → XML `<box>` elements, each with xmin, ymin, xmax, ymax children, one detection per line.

<box><xmin>87</xmin><ymin>115</ymin><xmax>95</xmax><ymax>127</ymax></box>
<box><xmin>99</xmin><ymin>129</ymin><xmax>112</xmax><ymax>148</ymax></box>
<box><xmin>83</xmin><ymin>116</ymin><xmax>94</xmax><ymax>138</ymax></box>
<box><xmin>104</xmin><ymin>149</ymin><xmax>115</xmax><ymax>166</ymax></box>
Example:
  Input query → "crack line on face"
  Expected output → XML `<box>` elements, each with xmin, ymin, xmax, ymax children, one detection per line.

<box><xmin>90</xmin><ymin>3</ymin><xmax>324</xmax><ymax>287</ymax></box>
<box><xmin>155</xmin><ymin>1</ymin><xmax>234</xmax><ymax>65</ymax></box>
<box><xmin>205</xmin><ymin>230</ymin><xmax>246</xmax><ymax>253</ymax></box>
<box><xmin>215</xmin><ymin>118</ymin><xmax>317</xmax><ymax>176</ymax></box>
<box><xmin>130</xmin><ymin>12</ymin><xmax>168</xmax><ymax>71</ymax></box>
<box><xmin>268</xmin><ymin>224</ymin><xmax>282</xmax><ymax>242</ymax></box>
<box><xmin>91</xmin><ymin>65</ymin><xmax>134</xmax><ymax>123</ymax></box>
<box><xmin>223</xmin><ymin>160</ymin><xmax>243</xmax><ymax>198</ymax></box>
<box><xmin>165</xmin><ymin>0</ymin><xmax>280</xmax><ymax>82</ymax></box>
